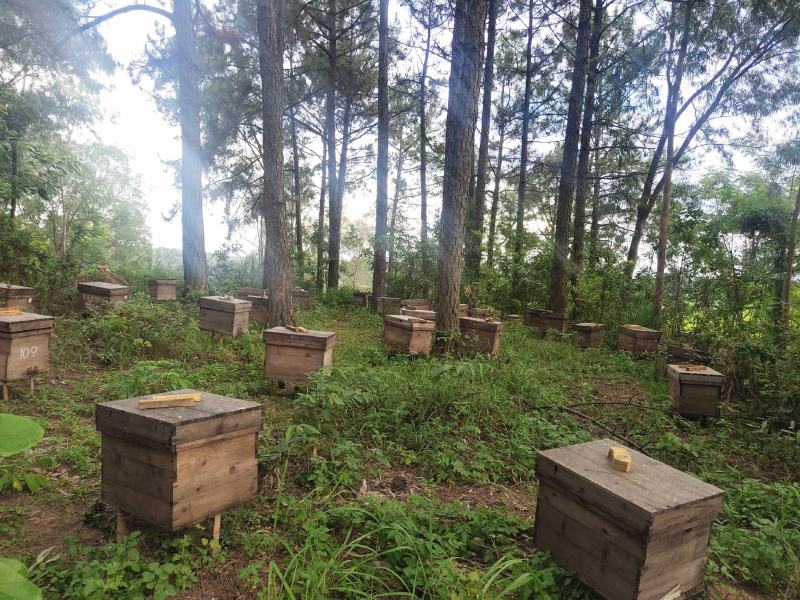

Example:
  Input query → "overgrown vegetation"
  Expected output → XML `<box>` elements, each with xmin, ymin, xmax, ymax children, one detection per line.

<box><xmin>1</xmin><ymin>301</ymin><xmax>798</xmax><ymax>598</ymax></box>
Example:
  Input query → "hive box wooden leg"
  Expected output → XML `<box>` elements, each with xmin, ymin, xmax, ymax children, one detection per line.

<box><xmin>2</xmin><ymin>381</ymin><xmax>7</xmax><ymax>402</ymax></box>
<box><xmin>212</xmin><ymin>513</ymin><xmax>222</xmax><ymax>557</ymax></box>
<box><xmin>116</xmin><ymin>510</ymin><xmax>128</xmax><ymax>544</ymax></box>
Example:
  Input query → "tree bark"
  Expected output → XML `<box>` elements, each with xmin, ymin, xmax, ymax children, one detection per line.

<box><xmin>9</xmin><ymin>138</ymin><xmax>18</xmax><ymax>219</ymax></box>
<box><xmin>174</xmin><ymin>0</ymin><xmax>208</xmax><ymax>290</ymax></box>
<box><xmin>486</xmin><ymin>77</ymin><xmax>506</xmax><ymax>270</ymax></box>
<box><xmin>512</xmin><ymin>0</ymin><xmax>534</xmax><ymax>298</ymax></box>
<box><xmin>465</xmin><ymin>0</ymin><xmax>497</xmax><ymax>280</ymax></box>
<box><xmin>419</xmin><ymin>2</ymin><xmax>432</xmax><ymax>245</ymax></box>
<box><xmin>325</xmin><ymin>0</ymin><xmax>340</xmax><ymax>288</ymax></box>
<box><xmin>587</xmin><ymin>126</ymin><xmax>602</xmax><ymax>268</ymax></box>
<box><xmin>547</xmin><ymin>0</ymin><xmax>592</xmax><ymax>314</ymax></box>
<box><xmin>316</xmin><ymin>140</ymin><xmax>327</xmax><ymax>293</ymax></box>
<box><xmin>258</xmin><ymin>0</ymin><xmax>293</xmax><ymax>326</ymax></box>
<box><xmin>569</xmin><ymin>0</ymin><xmax>604</xmax><ymax>314</ymax></box>
<box><xmin>371</xmin><ymin>0</ymin><xmax>389</xmax><ymax>308</ymax></box>
<box><xmin>654</xmin><ymin>0</ymin><xmax>693</xmax><ymax>327</ymax></box>
<box><xmin>388</xmin><ymin>127</ymin><xmax>405</xmax><ymax>274</ymax></box>
<box><xmin>782</xmin><ymin>182</ymin><xmax>800</xmax><ymax>326</ymax></box>
<box><xmin>290</xmin><ymin>103</ymin><xmax>303</xmax><ymax>278</ymax></box>
<box><xmin>435</xmin><ymin>0</ymin><xmax>487</xmax><ymax>336</ymax></box>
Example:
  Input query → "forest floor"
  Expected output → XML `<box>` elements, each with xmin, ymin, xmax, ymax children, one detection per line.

<box><xmin>1</xmin><ymin>299</ymin><xmax>798</xmax><ymax>599</ymax></box>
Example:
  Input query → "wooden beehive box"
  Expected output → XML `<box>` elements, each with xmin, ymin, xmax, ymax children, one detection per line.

<box><xmin>236</xmin><ymin>287</ymin><xmax>268</xmax><ymax>301</ymax></box>
<box><xmin>383</xmin><ymin>314</ymin><xmax>434</xmax><ymax>355</ymax></box>
<box><xmin>402</xmin><ymin>298</ymin><xmax>432</xmax><ymax>311</ymax></box>
<box><xmin>524</xmin><ymin>308</ymin><xmax>569</xmax><ymax>334</ymax></box>
<box><xmin>400</xmin><ymin>307</ymin><xmax>436</xmax><ymax>321</ymax></box>
<box><xmin>247</xmin><ymin>295</ymin><xmax>271</xmax><ymax>324</ymax></box>
<box><xmin>96</xmin><ymin>390</ymin><xmax>263</xmax><ymax>532</ymax></box>
<box><xmin>353</xmin><ymin>291</ymin><xmax>370</xmax><ymax>307</ymax></box>
<box><xmin>199</xmin><ymin>296</ymin><xmax>251</xmax><ymax>336</ymax></box>
<box><xmin>78</xmin><ymin>282</ymin><xmax>130</xmax><ymax>313</ymax></box>
<box><xmin>667</xmin><ymin>364</ymin><xmax>724</xmax><ymax>418</ymax></box>
<box><xmin>574</xmin><ymin>322</ymin><xmax>605</xmax><ymax>348</ymax></box>
<box><xmin>148</xmin><ymin>279</ymin><xmax>177</xmax><ymax>301</ymax></box>
<box><xmin>0</xmin><ymin>311</ymin><xmax>54</xmax><ymax>381</ymax></box>
<box><xmin>619</xmin><ymin>324</ymin><xmax>662</xmax><ymax>356</ymax></box>
<box><xmin>457</xmin><ymin>303</ymin><xmax>469</xmax><ymax>317</ymax></box>
<box><xmin>263</xmin><ymin>327</ymin><xmax>336</xmax><ymax>384</ymax></box>
<box><xmin>656</xmin><ymin>344</ymin><xmax>711</xmax><ymax>378</ymax></box>
<box><xmin>459</xmin><ymin>316</ymin><xmax>503</xmax><ymax>355</ymax></box>
<box><xmin>0</xmin><ymin>284</ymin><xmax>34</xmax><ymax>310</ymax></box>
<box><xmin>534</xmin><ymin>438</ymin><xmax>723</xmax><ymax>600</ymax></box>
<box><xmin>376</xmin><ymin>297</ymin><xmax>401</xmax><ymax>315</ymax></box>
<box><xmin>292</xmin><ymin>289</ymin><xmax>314</xmax><ymax>309</ymax></box>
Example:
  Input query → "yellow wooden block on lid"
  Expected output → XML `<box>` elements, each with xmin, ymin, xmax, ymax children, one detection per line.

<box><xmin>608</xmin><ymin>446</ymin><xmax>632</xmax><ymax>472</ymax></box>
<box><xmin>138</xmin><ymin>393</ymin><xmax>201</xmax><ymax>409</ymax></box>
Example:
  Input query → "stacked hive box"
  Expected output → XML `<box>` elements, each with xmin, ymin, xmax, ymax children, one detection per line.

<box><xmin>667</xmin><ymin>364</ymin><xmax>725</xmax><ymax>418</ymax></box>
<box><xmin>383</xmin><ymin>314</ymin><xmax>434</xmax><ymax>355</ymax></box>
<box><xmin>199</xmin><ymin>296</ymin><xmax>251</xmax><ymax>336</ymax></box>
<box><xmin>263</xmin><ymin>327</ymin><xmax>336</xmax><ymax>384</ymax></box>
<box><xmin>402</xmin><ymin>298</ymin><xmax>432</xmax><ymax>311</ymax></box>
<box><xmin>148</xmin><ymin>279</ymin><xmax>178</xmax><ymax>301</ymax></box>
<box><xmin>0</xmin><ymin>284</ymin><xmax>34</xmax><ymax>310</ymax></box>
<box><xmin>376</xmin><ymin>297</ymin><xmax>402</xmax><ymax>315</ymax></box>
<box><xmin>247</xmin><ymin>295</ymin><xmax>271</xmax><ymax>324</ymax></box>
<box><xmin>236</xmin><ymin>287</ymin><xmax>268</xmax><ymax>301</ymax></box>
<box><xmin>525</xmin><ymin>308</ymin><xmax>569</xmax><ymax>334</ymax></box>
<box><xmin>534</xmin><ymin>439</ymin><xmax>723</xmax><ymax>600</ymax></box>
<box><xmin>619</xmin><ymin>324</ymin><xmax>662</xmax><ymax>356</ymax></box>
<box><xmin>574</xmin><ymin>323</ymin><xmax>605</xmax><ymax>348</ymax></box>
<box><xmin>0</xmin><ymin>312</ymin><xmax>54</xmax><ymax>383</ymax></box>
<box><xmin>292</xmin><ymin>289</ymin><xmax>314</xmax><ymax>309</ymax></box>
<box><xmin>656</xmin><ymin>344</ymin><xmax>711</xmax><ymax>378</ymax></box>
<box><xmin>78</xmin><ymin>282</ymin><xmax>130</xmax><ymax>314</ymax></box>
<box><xmin>400</xmin><ymin>307</ymin><xmax>436</xmax><ymax>321</ymax></box>
<box><xmin>353</xmin><ymin>291</ymin><xmax>370</xmax><ymax>307</ymax></box>
<box><xmin>459</xmin><ymin>317</ymin><xmax>503</xmax><ymax>355</ymax></box>
<box><xmin>96</xmin><ymin>390</ymin><xmax>263</xmax><ymax>531</ymax></box>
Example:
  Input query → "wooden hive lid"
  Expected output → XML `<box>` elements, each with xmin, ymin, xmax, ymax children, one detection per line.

<box><xmin>96</xmin><ymin>389</ymin><xmax>263</xmax><ymax>447</ymax></box>
<box><xmin>574</xmin><ymin>322</ymin><xmax>605</xmax><ymax>331</ymax></box>
<box><xmin>0</xmin><ymin>312</ymin><xmax>54</xmax><ymax>334</ymax></box>
<box><xmin>459</xmin><ymin>316</ymin><xmax>503</xmax><ymax>331</ymax></box>
<box><xmin>377</xmin><ymin>296</ymin><xmax>401</xmax><ymax>301</ymax></box>
<box><xmin>401</xmin><ymin>298</ymin><xmax>431</xmax><ymax>306</ymax></box>
<box><xmin>536</xmin><ymin>438</ymin><xmax>723</xmax><ymax>533</ymax></box>
<box><xmin>0</xmin><ymin>283</ymin><xmax>34</xmax><ymax>298</ymax></box>
<box><xmin>620</xmin><ymin>324</ymin><xmax>662</xmax><ymax>339</ymax></box>
<box><xmin>246</xmin><ymin>294</ymin><xmax>271</xmax><ymax>306</ymax></box>
<box><xmin>263</xmin><ymin>326</ymin><xmax>336</xmax><ymax>349</ymax></box>
<box><xmin>292</xmin><ymin>288</ymin><xmax>312</xmax><ymax>297</ymax></box>
<box><xmin>149</xmin><ymin>278</ymin><xmax>177</xmax><ymax>285</ymax></box>
<box><xmin>385</xmin><ymin>313</ymin><xmax>435</xmax><ymax>330</ymax></box>
<box><xmin>199</xmin><ymin>295</ymin><xmax>252</xmax><ymax>312</ymax></box>
<box><xmin>667</xmin><ymin>364</ymin><xmax>724</xmax><ymax>385</ymax></box>
<box><xmin>526</xmin><ymin>308</ymin><xmax>567</xmax><ymax>319</ymax></box>
<box><xmin>78</xmin><ymin>281</ymin><xmax>130</xmax><ymax>297</ymax></box>
<box><xmin>238</xmin><ymin>287</ymin><xmax>268</xmax><ymax>296</ymax></box>
<box><xmin>399</xmin><ymin>307</ymin><xmax>436</xmax><ymax>320</ymax></box>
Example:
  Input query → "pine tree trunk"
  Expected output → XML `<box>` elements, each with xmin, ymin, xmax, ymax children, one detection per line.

<box><xmin>486</xmin><ymin>78</ymin><xmax>506</xmax><ymax>270</ymax></box>
<box><xmin>325</xmin><ymin>0</ymin><xmax>340</xmax><ymax>288</ymax></box>
<box><xmin>174</xmin><ymin>0</ymin><xmax>208</xmax><ymax>290</ymax></box>
<box><xmin>782</xmin><ymin>183</ymin><xmax>800</xmax><ymax>326</ymax></box>
<box><xmin>512</xmin><ymin>0</ymin><xmax>534</xmax><ymax>298</ymax></box>
<box><xmin>258</xmin><ymin>0</ymin><xmax>293</xmax><ymax>325</ymax></box>
<box><xmin>465</xmin><ymin>0</ymin><xmax>497</xmax><ymax>280</ymax></box>
<box><xmin>654</xmin><ymin>1</ymin><xmax>693</xmax><ymax>326</ymax></box>
<box><xmin>569</xmin><ymin>0</ymin><xmax>604</xmax><ymax>314</ymax></box>
<box><xmin>436</xmin><ymin>0</ymin><xmax>487</xmax><ymax>336</ymax></box>
<box><xmin>587</xmin><ymin>128</ymin><xmax>602</xmax><ymax>268</ymax></box>
<box><xmin>290</xmin><ymin>104</ymin><xmax>303</xmax><ymax>279</ymax></box>
<box><xmin>316</xmin><ymin>140</ymin><xmax>327</xmax><ymax>293</ymax></box>
<box><xmin>371</xmin><ymin>0</ymin><xmax>389</xmax><ymax>307</ymax></box>
<box><xmin>419</xmin><ymin>4</ymin><xmax>432</xmax><ymax>245</ymax></box>
<box><xmin>9</xmin><ymin>138</ymin><xmax>18</xmax><ymax>219</ymax></box>
<box><xmin>388</xmin><ymin>128</ymin><xmax>405</xmax><ymax>274</ymax></box>
<box><xmin>547</xmin><ymin>0</ymin><xmax>592</xmax><ymax>314</ymax></box>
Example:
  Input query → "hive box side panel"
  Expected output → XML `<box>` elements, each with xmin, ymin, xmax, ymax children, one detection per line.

<box><xmin>460</xmin><ymin>326</ymin><xmax>501</xmax><ymax>355</ymax></box>
<box><xmin>0</xmin><ymin>332</ymin><xmax>51</xmax><ymax>380</ymax></box>
<box><xmin>264</xmin><ymin>343</ymin><xmax>331</xmax><ymax>382</ymax></box>
<box><xmin>383</xmin><ymin>323</ymin><xmax>432</xmax><ymax>355</ymax></box>
<box><xmin>172</xmin><ymin>469</ymin><xmax>258</xmax><ymax>530</ymax></box>
<box><xmin>199</xmin><ymin>307</ymin><xmax>250</xmax><ymax>336</ymax></box>
<box><xmin>673</xmin><ymin>383</ymin><xmax>721</xmax><ymax>417</ymax></box>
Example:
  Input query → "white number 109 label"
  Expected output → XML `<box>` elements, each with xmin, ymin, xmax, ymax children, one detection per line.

<box><xmin>19</xmin><ymin>346</ymin><xmax>38</xmax><ymax>359</ymax></box>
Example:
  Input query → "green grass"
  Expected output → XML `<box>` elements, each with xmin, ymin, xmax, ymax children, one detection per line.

<box><xmin>1</xmin><ymin>298</ymin><xmax>798</xmax><ymax>598</ymax></box>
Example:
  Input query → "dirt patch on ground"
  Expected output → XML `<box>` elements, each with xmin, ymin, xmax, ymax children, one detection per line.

<box><xmin>174</xmin><ymin>557</ymin><xmax>258</xmax><ymax>600</ymax></box>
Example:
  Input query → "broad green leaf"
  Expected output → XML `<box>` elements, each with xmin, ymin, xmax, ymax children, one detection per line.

<box><xmin>0</xmin><ymin>557</ymin><xmax>42</xmax><ymax>600</ymax></box>
<box><xmin>0</xmin><ymin>414</ymin><xmax>44</xmax><ymax>457</ymax></box>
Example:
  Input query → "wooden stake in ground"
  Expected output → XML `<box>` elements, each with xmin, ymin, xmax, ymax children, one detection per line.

<box><xmin>212</xmin><ymin>513</ymin><xmax>221</xmax><ymax>557</ymax></box>
<box><xmin>116</xmin><ymin>510</ymin><xmax>128</xmax><ymax>544</ymax></box>
<box><xmin>2</xmin><ymin>381</ymin><xmax>8</xmax><ymax>402</ymax></box>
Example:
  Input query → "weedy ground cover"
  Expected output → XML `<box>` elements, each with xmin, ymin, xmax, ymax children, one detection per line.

<box><xmin>1</xmin><ymin>297</ymin><xmax>798</xmax><ymax>598</ymax></box>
